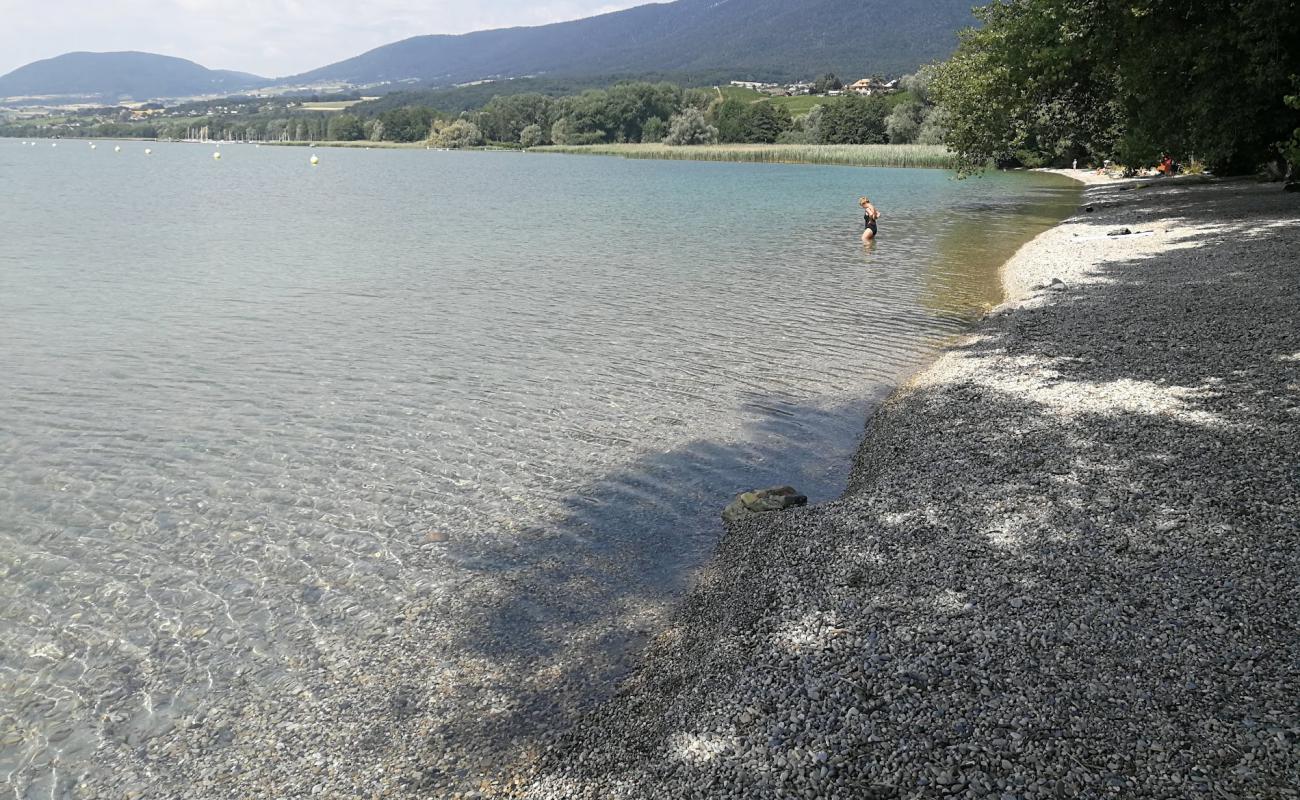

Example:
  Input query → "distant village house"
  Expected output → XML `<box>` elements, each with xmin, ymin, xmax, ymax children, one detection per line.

<box><xmin>730</xmin><ymin>77</ymin><xmax>900</xmax><ymax>98</ymax></box>
<box><xmin>848</xmin><ymin>78</ymin><xmax>900</xmax><ymax>96</ymax></box>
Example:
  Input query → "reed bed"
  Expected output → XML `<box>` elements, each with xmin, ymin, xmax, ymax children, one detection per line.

<box><xmin>531</xmin><ymin>142</ymin><xmax>959</xmax><ymax>169</ymax></box>
<box><xmin>263</xmin><ymin>140</ymin><xmax>425</xmax><ymax>149</ymax></box>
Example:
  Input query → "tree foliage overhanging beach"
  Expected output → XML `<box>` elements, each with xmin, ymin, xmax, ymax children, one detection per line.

<box><xmin>931</xmin><ymin>0</ymin><xmax>1300</xmax><ymax>174</ymax></box>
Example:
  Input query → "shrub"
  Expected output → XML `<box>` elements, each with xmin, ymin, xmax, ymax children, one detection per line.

<box><xmin>776</xmin><ymin>129</ymin><xmax>816</xmax><ymax>144</ymax></box>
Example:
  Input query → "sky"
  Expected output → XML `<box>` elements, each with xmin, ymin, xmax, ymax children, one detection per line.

<box><xmin>0</xmin><ymin>0</ymin><xmax>647</xmax><ymax>78</ymax></box>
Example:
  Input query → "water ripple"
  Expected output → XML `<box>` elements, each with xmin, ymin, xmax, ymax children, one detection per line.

<box><xmin>0</xmin><ymin>141</ymin><xmax>1077</xmax><ymax>797</ymax></box>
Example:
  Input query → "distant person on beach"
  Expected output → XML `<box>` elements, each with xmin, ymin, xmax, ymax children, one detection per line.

<box><xmin>859</xmin><ymin>197</ymin><xmax>880</xmax><ymax>242</ymax></box>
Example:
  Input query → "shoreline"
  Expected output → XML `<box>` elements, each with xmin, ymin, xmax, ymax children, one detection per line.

<box><xmin>509</xmin><ymin>174</ymin><xmax>1300</xmax><ymax>798</ymax></box>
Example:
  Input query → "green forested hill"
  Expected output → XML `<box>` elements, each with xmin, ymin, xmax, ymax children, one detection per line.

<box><xmin>285</xmin><ymin>0</ymin><xmax>975</xmax><ymax>87</ymax></box>
<box><xmin>0</xmin><ymin>52</ymin><xmax>265</xmax><ymax>101</ymax></box>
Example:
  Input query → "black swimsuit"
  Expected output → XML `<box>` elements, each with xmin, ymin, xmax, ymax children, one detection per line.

<box><xmin>865</xmin><ymin>213</ymin><xmax>878</xmax><ymax>233</ymax></box>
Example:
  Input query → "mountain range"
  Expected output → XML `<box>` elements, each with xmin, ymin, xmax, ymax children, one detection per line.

<box><xmin>0</xmin><ymin>0</ymin><xmax>976</xmax><ymax>103</ymax></box>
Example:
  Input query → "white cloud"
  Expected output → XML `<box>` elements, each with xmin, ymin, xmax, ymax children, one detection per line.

<box><xmin>0</xmin><ymin>0</ymin><xmax>646</xmax><ymax>78</ymax></box>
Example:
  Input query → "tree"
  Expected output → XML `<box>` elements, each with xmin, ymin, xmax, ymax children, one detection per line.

<box><xmin>1112</xmin><ymin>0</ymin><xmax>1300</xmax><ymax>172</ymax></box>
<box><xmin>550</xmin><ymin>116</ymin><xmax>605</xmax><ymax>146</ymax></box>
<box><xmin>543</xmin><ymin>82</ymin><xmax>687</xmax><ymax>145</ymax></box>
<box><xmin>641</xmin><ymin>116</ymin><xmax>666</xmax><ymax>143</ymax></box>
<box><xmin>814</xmin><ymin>73</ymin><xmax>843</xmax><ymax>94</ymax></box>
<box><xmin>1284</xmin><ymin>79</ymin><xmax>1300</xmax><ymax>179</ymax></box>
<box><xmin>916</xmin><ymin>106</ymin><xmax>948</xmax><ymax>146</ymax></box>
<box><xmin>931</xmin><ymin>0</ymin><xmax>1120</xmax><ymax>169</ymax></box>
<box><xmin>326</xmin><ymin>114</ymin><xmax>364</xmax><ymax>141</ymax></box>
<box><xmin>801</xmin><ymin>105</ymin><xmax>825</xmax><ymax>143</ymax></box>
<box><xmin>380</xmin><ymin>106</ymin><xmax>438</xmax><ymax>142</ymax></box>
<box><xmin>681</xmin><ymin>88</ymin><xmax>715</xmax><ymax>114</ymax></box>
<box><xmin>931</xmin><ymin>0</ymin><xmax>1300</xmax><ymax>172</ymax></box>
<box><xmin>714</xmin><ymin>98</ymin><xmax>751</xmax><ymax>143</ymax></box>
<box><xmin>745</xmin><ymin>102</ymin><xmax>793</xmax><ymax>143</ymax></box>
<box><xmin>519</xmin><ymin>123</ymin><xmax>546</xmax><ymax>148</ymax></box>
<box><xmin>550</xmin><ymin>118</ymin><xmax>571</xmax><ymax>145</ymax></box>
<box><xmin>431</xmin><ymin>119</ymin><xmax>484</xmax><ymax>148</ymax></box>
<box><xmin>714</xmin><ymin>98</ymin><xmax>793</xmax><ymax>143</ymax></box>
<box><xmin>550</xmin><ymin>92</ymin><xmax>608</xmax><ymax>144</ymax></box>
<box><xmin>899</xmin><ymin>66</ymin><xmax>937</xmax><ymax>105</ymax></box>
<box><xmin>886</xmin><ymin>101</ymin><xmax>923</xmax><ymax>144</ymax></box>
<box><xmin>265</xmin><ymin>119</ymin><xmax>289</xmax><ymax>142</ymax></box>
<box><xmin>601</xmin><ymin>82</ymin><xmax>684</xmax><ymax>142</ymax></box>
<box><xmin>664</xmin><ymin>107</ymin><xmax>718</xmax><ymax>146</ymax></box>
<box><xmin>480</xmin><ymin>93</ymin><xmax>555</xmax><ymax>143</ymax></box>
<box><xmin>818</xmin><ymin>94</ymin><xmax>891</xmax><ymax>144</ymax></box>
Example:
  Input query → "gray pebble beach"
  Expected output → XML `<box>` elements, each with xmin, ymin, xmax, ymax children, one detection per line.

<box><xmin>507</xmin><ymin>175</ymin><xmax>1300</xmax><ymax>799</ymax></box>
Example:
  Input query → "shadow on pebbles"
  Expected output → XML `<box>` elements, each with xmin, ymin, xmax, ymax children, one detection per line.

<box><xmin>505</xmin><ymin>178</ymin><xmax>1300</xmax><ymax>800</ymax></box>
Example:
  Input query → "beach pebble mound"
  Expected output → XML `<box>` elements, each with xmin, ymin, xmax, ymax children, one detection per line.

<box><xmin>512</xmin><ymin>178</ymin><xmax>1300</xmax><ymax>799</ymax></box>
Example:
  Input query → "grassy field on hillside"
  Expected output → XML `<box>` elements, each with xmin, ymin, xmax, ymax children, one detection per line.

<box><xmin>532</xmin><ymin>142</ymin><xmax>958</xmax><ymax>169</ymax></box>
<box><xmin>296</xmin><ymin>99</ymin><xmax>372</xmax><ymax>112</ymax></box>
<box><xmin>715</xmin><ymin>86</ymin><xmax>833</xmax><ymax>116</ymax></box>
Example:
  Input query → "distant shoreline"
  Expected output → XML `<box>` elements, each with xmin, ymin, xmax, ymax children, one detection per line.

<box><xmin>8</xmin><ymin>137</ymin><xmax>958</xmax><ymax>168</ymax></box>
<box><xmin>531</xmin><ymin>142</ymin><xmax>958</xmax><ymax>169</ymax></box>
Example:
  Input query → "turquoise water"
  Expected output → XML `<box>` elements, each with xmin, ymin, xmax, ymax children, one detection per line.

<box><xmin>0</xmin><ymin>140</ymin><xmax>1078</xmax><ymax>796</ymax></box>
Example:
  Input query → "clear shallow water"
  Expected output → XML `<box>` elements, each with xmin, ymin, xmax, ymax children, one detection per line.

<box><xmin>0</xmin><ymin>140</ymin><xmax>1078</xmax><ymax>796</ymax></box>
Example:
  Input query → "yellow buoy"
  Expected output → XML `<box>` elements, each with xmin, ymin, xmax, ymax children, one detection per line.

<box><xmin>144</xmin><ymin>148</ymin><xmax>152</xmax><ymax>155</ymax></box>
<box><xmin>310</xmin><ymin>155</ymin><xmax>319</xmax><ymax>165</ymax></box>
<box><xmin>213</xmin><ymin>151</ymin><xmax>221</xmax><ymax>160</ymax></box>
<box><xmin>90</xmin><ymin>143</ymin><xmax>97</xmax><ymax>150</ymax></box>
<box><xmin>114</xmin><ymin>145</ymin><xmax>121</xmax><ymax>152</ymax></box>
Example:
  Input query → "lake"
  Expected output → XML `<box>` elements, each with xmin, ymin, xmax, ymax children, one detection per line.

<box><xmin>0</xmin><ymin>140</ymin><xmax>1078</xmax><ymax>797</ymax></box>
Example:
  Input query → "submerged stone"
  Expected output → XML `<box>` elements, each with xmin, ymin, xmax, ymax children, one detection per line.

<box><xmin>722</xmin><ymin>485</ymin><xmax>808</xmax><ymax>524</ymax></box>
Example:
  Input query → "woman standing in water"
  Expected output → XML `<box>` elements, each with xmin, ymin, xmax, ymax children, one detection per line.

<box><xmin>859</xmin><ymin>197</ymin><xmax>881</xmax><ymax>242</ymax></box>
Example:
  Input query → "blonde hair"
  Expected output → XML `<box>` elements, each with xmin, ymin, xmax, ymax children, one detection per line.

<box><xmin>859</xmin><ymin>197</ymin><xmax>871</xmax><ymax>207</ymax></box>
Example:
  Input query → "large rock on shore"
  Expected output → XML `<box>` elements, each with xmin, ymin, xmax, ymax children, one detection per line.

<box><xmin>721</xmin><ymin>486</ymin><xmax>807</xmax><ymax>524</ymax></box>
